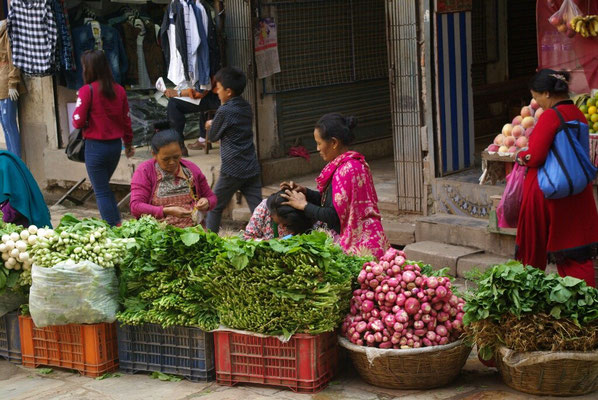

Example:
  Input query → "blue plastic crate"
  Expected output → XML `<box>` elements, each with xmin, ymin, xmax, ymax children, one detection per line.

<box><xmin>116</xmin><ymin>322</ymin><xmax>215</xmax><ymax>382</ymax></box>
<box><xmin>0</xmin><ymin>311</ymin><xmax>21</xmax><ymax>364</ymax></box>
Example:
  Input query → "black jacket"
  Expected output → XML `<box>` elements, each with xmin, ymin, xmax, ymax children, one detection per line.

<box><xmin>160</xmin><ymin>0</ymin><xmax>190</xmax><ymax>82</ymax></box>
<box><xmin>200</xmin><ymin>0</ymin><xmax>221</xmax><ymax>75</ymax></box>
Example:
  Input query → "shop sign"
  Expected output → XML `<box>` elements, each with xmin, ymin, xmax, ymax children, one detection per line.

<box><xmin>436</xmin><ymin>0</ymin><xmax>472</xmax><ymax>13</ymax></box>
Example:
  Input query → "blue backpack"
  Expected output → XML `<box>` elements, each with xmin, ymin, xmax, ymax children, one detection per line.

<box><xmin>537</xmin><ymin>108</ymin><xmax>597</xmax><ymax>199</ymax></box>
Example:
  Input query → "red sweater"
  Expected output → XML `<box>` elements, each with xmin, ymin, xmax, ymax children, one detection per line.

<box><xmin>72</xmin><ymin>81</ymin><xmax>133</xmax><ymax>145</ymax></box>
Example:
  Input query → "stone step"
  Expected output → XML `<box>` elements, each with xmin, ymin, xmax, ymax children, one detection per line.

<box><xmin>415</xmin><ymin>213</ymin><xmax>516</xmax><ymax>258</ymax></box>
<box><xmin>456</xmin><ymin>252</ymin><xmax>511</xmax><ymax>278</ymax></box>
<box><xmin>403</xmin><ymin>241</ymin><xmax>483</xmax><ymax>276</ymax></box>
<box><xmin>382</xmin><ymin>220</ymin><xmax>415</xmax><ymax>247</ymax></box>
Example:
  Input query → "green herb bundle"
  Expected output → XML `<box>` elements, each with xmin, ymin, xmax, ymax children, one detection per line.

<box><xmin>204</xmin><ymin>232</ymin><xmax>370</xmax><ymax>337</ymax></box>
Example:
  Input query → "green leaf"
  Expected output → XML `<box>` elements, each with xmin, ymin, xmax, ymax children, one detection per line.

<box><xmin>180</xmin><ymin>232</ymin><xmax>200</xmax><ymax>246</ymax></box>
<box><xmin>150</xmin><ymin>371</ymin><xmax>181</xmax><ymax>382</ymax></box>
<box><xmin>550</xmin><ymin>305</ymin><xmax>562</xmax><ymax>319</ymax></box>
<box><xmin>95</xmin><ymin>372</ymin><xmax>121</xmax><ymax>380</ymax></box>
<box><xmin>230</xmin><ymin>254</ymin><xmax>248</xmax><ymax>270</ymax></box>
<box><xmin>0</xmin><ymin>270</ymin><xmax>6</xmax><ymax>290</ymax></box>
<box><xmin>6</xmin><ymin>271</ymin><xmax>20</xmax><ymax>288</ymax></box>
<box><xmin>478</xmin><ymin>346</ymin><xmax>495</xmax><ymax>361</ymax></box>
<box><xmin>37</xmin><ymin>368</ymin><xmax>53</xmax><ymax>374</ymax></box>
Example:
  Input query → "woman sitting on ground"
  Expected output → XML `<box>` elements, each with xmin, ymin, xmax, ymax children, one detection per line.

<box><xmin>130</xmin><ymin>128</ymin><xmax>217</xmax><ymax>228</ymax></box>
<box><xmin>281</xmin><ymin>113</ymin><xmax>389</xmax><ymax>258</ymax></box>
<box><xmin>243</xmin><ymin>190</ymin><xmax>313</xmax><ymax>240</ymax></box>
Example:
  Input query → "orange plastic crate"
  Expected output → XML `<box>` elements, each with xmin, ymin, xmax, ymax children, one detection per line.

<box><xmin>214</xmin><ymin>331</ymin><xmax>337</xmax><ymax>393</ymax></box>
<box><xmin>18</xmin><ymin>315</ymin><xmax>118</xmax><ymax>377</ymax></box>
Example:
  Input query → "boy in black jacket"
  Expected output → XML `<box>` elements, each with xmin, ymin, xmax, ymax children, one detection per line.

<box><xmin>206</xmin><ymin>67</ymin><xmax>262</xmax><ymax>233</ymax></box>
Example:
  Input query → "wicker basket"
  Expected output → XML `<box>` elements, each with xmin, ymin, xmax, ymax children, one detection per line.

<box><xmin>338</xmin><ymin>337</ymin><xmax>472</xmax><ymax>389</ymax></box>
<box><xmin>496</xmin><ymin>346</ymin><xmax>598</xmax><ymax>396</ymax></box>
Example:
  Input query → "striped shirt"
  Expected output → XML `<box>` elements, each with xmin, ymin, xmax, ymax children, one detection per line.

<box><xmin>209</xmin><ymin>96</ymin><xmax>260</xmax><ymax>179</ymax></box>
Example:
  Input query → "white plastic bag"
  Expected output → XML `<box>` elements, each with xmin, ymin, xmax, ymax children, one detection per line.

<box><xmin>548</xmin><ymin>0</ymin><xmax>582</xmax><ymax>37</ymax></box>
<box><xmin>29</xmin><ymin>261</ymin><xmax>119</xmax><ymax>327</ymax></box>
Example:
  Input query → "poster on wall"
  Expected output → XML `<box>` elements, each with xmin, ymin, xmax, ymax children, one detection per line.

<box><xmin>254</xmin><ymin>18</ymin><xmax>281</xmax><ymax>79</ymax></box>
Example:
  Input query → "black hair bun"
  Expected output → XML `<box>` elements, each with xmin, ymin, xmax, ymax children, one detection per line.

<box><xmin>345</xmin><ymin>116</ymin><xmax>358</xmax><ymax>130</ymax></box>
<box><xmin>553</xmin><ymin>79</ymin><xmax>568</xmax><ymax>92</ymax></box>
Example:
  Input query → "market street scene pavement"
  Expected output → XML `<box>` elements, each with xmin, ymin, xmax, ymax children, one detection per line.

<box><xmin>3</xmin><ymin>353</ymin><xmax>596</xmax><ymax>400</ymax></box>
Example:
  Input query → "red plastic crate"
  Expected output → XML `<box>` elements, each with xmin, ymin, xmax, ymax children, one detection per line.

<box><xmin>214</xmin><ymin>330</ymin><xmax>337</xmax><ymax>393</ymax></box>
<box><xmin>18</xmin><ymin>315</ymin><xmax>118</xmax><ymax>377</ymax></box>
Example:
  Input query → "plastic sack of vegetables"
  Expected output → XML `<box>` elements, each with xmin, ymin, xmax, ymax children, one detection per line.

<box><xmin>29</xmin><ymin>260</ymin><xmax>119</xmax><ymax>327</ymax></box>
<box><xmin>548</xmin><ymin>0</ymin><xmax>581</xmax><ymax>36</ymax></box>
<box><xmin>497</xmin><ymin>163</ymin><xmax>526</xmax><ymax>228</ymax></box>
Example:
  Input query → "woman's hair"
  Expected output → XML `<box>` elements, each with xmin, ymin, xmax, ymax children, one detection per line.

<box><xmin>315</xmin><ymin>113</ymin><xmax>357</xmax><ymax>146</ymax></box>
<box><xmin>153</xmin><ymin>120</ymin><xmax>171</xmax><ymax>132</ymax></box>
<box><xmin>528</xmin><ymin>69</ymin><xmax>570</xmax><ymax>95</ymax></box>
<box><xmin>150</xmin><ymin>129</ymin><xmax>182</xmax><ymax>153</ymax></box>
<box><xmin>267</xmin><ymin>191</ymin><xmax>313</xmax><ymax>235</ymax></box>
<box><xmin>81</xmin><ymin>50</ymin><xmax>116</xmax><ymax>99</ymax></box>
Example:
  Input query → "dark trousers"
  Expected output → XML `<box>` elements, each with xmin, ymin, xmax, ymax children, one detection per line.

<box><xmin>206</xmin><ymin>173</ymin><xmax>263</xmax><ymax>233</ymax></box>
<box><xmin>84</xmin><ymin>139</ymin><xmax>122</xmax><ymax>226</ymax></box>
<box><xmin>167</xmin><ymin>93</ymin><xmax>220</xmax><ymax>144</ymax></box>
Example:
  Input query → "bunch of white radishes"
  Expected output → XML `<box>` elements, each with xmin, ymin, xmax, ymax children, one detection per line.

<box><xmin>0</xmin><ymin>226</ymin><xmax>52</xmax><ymax>271</ymax></box>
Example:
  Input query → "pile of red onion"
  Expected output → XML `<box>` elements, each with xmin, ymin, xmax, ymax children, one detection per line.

<box><xmin>341</xmin><ymin>248</ymin><xmax>465</xmax><ymax>349</ymax></box>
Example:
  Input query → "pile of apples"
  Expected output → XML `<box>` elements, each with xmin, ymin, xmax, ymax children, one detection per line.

<box><xmin>486</xmin><ymin>99</ymin><xmax>543</xmax><ymax>156</ymax></box>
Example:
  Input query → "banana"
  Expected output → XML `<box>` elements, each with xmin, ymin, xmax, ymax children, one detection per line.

<box><xmin>575</xmin><ymin>19</ymin><xmax>584</xmax><ymax>32</ymax></box>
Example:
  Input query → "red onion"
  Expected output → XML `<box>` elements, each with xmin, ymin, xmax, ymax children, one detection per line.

<box><xmin>372</xmin><ymin>264</ymin><xmax>384</xmax><ymax>276</ymax></box>
<box><xmin>370</xmin><ymin>279</ymin><xmax>379</xmax><ymax>289</ymax></box>
<box><xmin>435</xmin><ymin>285</ymin><xmax>448</xmax><ymax>299</ymax></box>
<box><xmin>402</xmin><ymin>270</ymin><xmax>416</xmax><ymax>283</ymax></box>
<box><xmin>392</xmin><ymin>305</ymin><xmax>400</xmax><ymax>314</ymax></box>
<box><xmin>382</xmin><ymin>284</ymin><xmax>390</xmax><ymax>293</ymax></box>
<box><xmin>435</xmin><ymin>325</ymin><xmax>448</xmax><ymax>337</ymax></box>
<box><xmin>442</xmin><ymin>303</ymin><xmax>451</xmax><ymax>313</ymax></box>
<box><xmin>426</xmin><ymin>276</ymin><xmax>439</xmax><ymax>289</ymax></box>
<box><xmin>379</xmin><ymin>341</ymin><xmax>393</xmax><ymax>349</ymax></box>
<box><xmin>404</xmin><ymin>264</ymin><xmax>414</xmax><ymax>271</ymax></box>
<box><xmin>356</xmin><ymin>339</ymin><xmax>364</xmax><ymax>346</ymax></box>
<box><xmin>391</xmin><ymin>265</ymin><xmax>401</xmax><ymax>275</ymax></box>
<box><xmin>365</xmin><ymin>291</ymin><xmax>375</xmax><ymax>301</ymax></box>
<box><xmin>437</xmin><ymin>312</ymin><xmax>449</xmax><ymax>322</ymax></box>
<box><xmin>415</xmin><ymin>276</ymin><xmax>423</xmax><ymax>286</ymax></box>
<box><xmin>387</xmin><ymin>277</ymin><xmax>399</xmax><ymax>288</ymax></box>
<box><xmin>371</xmin><ymin>309</ymin><xmax>380</xmax><ymax>319</ymax></box>
<box><xmin>422</xmin><ymin>338</ymin><xmax>433</xmax><ymax>347</ymax></box>
<box><xmin>413</xmin><ymin>320</ymin><xmax>424</xmax><ymax>330</ymax></box>
<box><xmin>361</xmin><ymin>300</ymin><xmax>374</xmax><ymax>313</ymax></box>
<box><xmin>405</xmin><ymin>297</ymin><xmax>421</xmax><ymax>315</ymax></box>
<box><xmin>421</xmin><ymin>314</ymin><xmax>432</xmax><ymax>323</ymax></box>
<box><xmin>407</xmin><ymin>339</ymin><xmax>414</xmax><ymax>347</ymax></box>
<box><xmin>393</xmin><ymin>322</ymin><xmax>404</xmax><ymax>332</ymax></box>
<box><xmin>366</xmin><ymin>272</ymin><xmax>374</xmax><ymax>281</ymax></box>
<box><xmin>396</xmin><ymin>293</ymin><xmax>406</xmax><ymax>306</ymax></box>
<box><xmin>374</xmin><ymin>332</ymin><xmax>383</xmax><ymax>342</ymax></box>
<box><xmin>439</xmin><ymin>337</ymin><xmax>448</xmax><ymax>345</ymax></box>
<box><xmin>377</xmin><ymin>292</ymin><xmax>386</xmax><ymax>303</ymax></box>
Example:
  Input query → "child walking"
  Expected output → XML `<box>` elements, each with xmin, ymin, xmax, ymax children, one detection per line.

<box><xmin>206</xmin><ymin>67</ymin><xmax>262</xmax><ymax>233</ymax></box>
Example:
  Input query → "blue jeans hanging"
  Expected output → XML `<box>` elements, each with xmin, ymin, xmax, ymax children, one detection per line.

<box><xmin>0</xmin><ymin>98</ymin><xmax>21</xmax><ymax>158</ymax></box>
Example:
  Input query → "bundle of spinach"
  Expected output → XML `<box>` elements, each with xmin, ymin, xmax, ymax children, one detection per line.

<box><xmin>114</xmin><ymin>217</ymin><xmax>223</xmax><ymax>330</ymax></box>
<box><xmin>204</xmin><ymin>231</ymin><xmax>370</xmax><ymax>337</ymax></box>
<box><xmin>463</xmin><ymin>260</ymin><xmax>598</xmax><ymax>326</ymax></box>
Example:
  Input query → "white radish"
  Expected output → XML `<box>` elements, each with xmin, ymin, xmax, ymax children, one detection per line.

<box><xmin>1</xmin><ymin>252</ymin><xmax>9</xmax><ymax>261</ymax></box>
<box><xmin>18</xmin><ymin>252</ymin><xmax>29</xmax><ymax>262</ymax></box>
<box><xmin>1</xmin><ymin>234</ymin><xmax>10</xmax><ymax>243</ymax></box>
<box><xmin>13</xmin><ymin>263</ymin><xmax>21</xmax><ymax>271</ymax></box>
<box><xmin>37</xmin><ymin>228</ymin><xmax>46</xmax><ymax>238</ymax></box>
<box><xmin>16</xmin><ymin>240</ymin><xmax>27</xmax><ymax>252</ymax></box>
<box><xmin>9</xmin><ymin>232</ymin><xmax>20</xmax><ymax>242</ymax></box>
<box><xmin>10</xmin><ymin>248</ymin><xmax>19</xmax><ymax>258</ymax></box>
<box><xmin>0</xmin><ymin>243</ymin><xmax>6</xmax><ymax>252</ymax></box>
<box><xmin>27</xmin><ymin>235</ymin><xmax>37</xmax><ymax>245</ymax></box>
<box><xmin>4</xmin><ymin>261</ymin><xmax>13</xmax><ymax>269</ymax></box>
<box><xmin>28</xmin><ymin>225</ymin><xmax>38</xmax><ymax>234</ymax></box>
<box><xmin>6</xmin><ymin>257</ymin><xmax>16</xmax><ymax>266</ymax></box>
<box><xmin>5</xmin><ymin>240</ymin><xmax>15</xmax><ymax>251</ymax></box>
<box><xmin>20</xmin><ymin>230</ymin><xmax>30</xmax><ymax>240</ymax></box>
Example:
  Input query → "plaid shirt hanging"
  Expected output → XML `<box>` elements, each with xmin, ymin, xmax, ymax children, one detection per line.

<box><xmin>8</xmin><ymin>0</ymin><xmax>58</xmax><ymax>76</ymax></box>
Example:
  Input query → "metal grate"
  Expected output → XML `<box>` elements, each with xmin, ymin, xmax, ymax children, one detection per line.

<box><xmin>386</xmin><ymin>0</ymin><xmax>424</xmax><ymax>213</ymax></box>
<box><xmin>261</xmin><ymin>0</ymin><xmax>388</xmax><ymax>93</ymax></box>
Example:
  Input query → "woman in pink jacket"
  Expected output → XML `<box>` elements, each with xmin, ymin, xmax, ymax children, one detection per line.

<box><xmin>130</xmin><ymin>129</ymin><xmax>217</xmax><ymax>228</ymax></box>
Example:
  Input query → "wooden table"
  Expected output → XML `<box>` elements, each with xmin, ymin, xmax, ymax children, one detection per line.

<box><xmin>479</xmin><ymin>151</ymin><xmax>515</xmax><ymax>185</ymax></box>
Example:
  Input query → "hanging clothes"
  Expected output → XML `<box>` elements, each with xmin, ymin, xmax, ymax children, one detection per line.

<box><xmin>182</xmin><ymin>0</ymin><xmax>200</xmax><ymax>85</ymax></box>
<box><xmin>199</xmin><ymin>0</ymin><xmax>221</xmax><ymax>76</ymax></box>
<box><xmin>160</xmin><ymin>0</ymin><xmax>190</xmax><ymax>84</ymax></box>
<box><xmin>66</xmin><ymin>23</ymin><xmax>128</xmax><ymax>90</ymax></box>
<box><xmin>190</xmin><ymin>0</ymin><xmax>210</xmax><ymax>88</ymax></box>
<box><xmin>52</xmin><ymin>0</ymin><xmax>74</xmax><ymax>71</ymax></box>
<box><xmin>121</xmin><ymin>18</ymin><xmax>164</xmax><ymax>87</ymax></box>
<box><xmin>7</xmin><ymin>0</ymin><xmax>58</xmax><ymax>76</ymax></box>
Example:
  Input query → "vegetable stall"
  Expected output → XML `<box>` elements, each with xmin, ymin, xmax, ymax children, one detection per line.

<box><xmin>464</xmin><ymin>261</ymin><xmax>598</xmax><ymax>396</ymax></box>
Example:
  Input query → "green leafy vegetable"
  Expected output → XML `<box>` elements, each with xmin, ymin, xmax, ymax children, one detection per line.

<box><xmin>150</xmin><ymin>371</ymin><xmax>182</xmax><ymax>382</ymax></box>
<box><xmin>463</xmin><ymin>260</ymin><xmax>598</xmax><ymax>326</ymax></box>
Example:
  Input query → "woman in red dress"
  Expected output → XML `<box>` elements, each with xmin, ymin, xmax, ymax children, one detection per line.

<box><xmin>516</xmin><ymin>69</ymin><xmax>598</xmax><ymax>287</ymax></box>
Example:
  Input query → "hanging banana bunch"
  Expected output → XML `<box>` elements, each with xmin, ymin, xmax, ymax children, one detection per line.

<box><xmin>569</xmin><ymin>15</ymin><xmax>598</xmax><ymax>38</ymax></box>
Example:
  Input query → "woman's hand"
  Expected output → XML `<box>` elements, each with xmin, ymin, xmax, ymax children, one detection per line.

<box><xmin>281</xmin><ymin>190</ymin><xmax>308</xmax><ymax>210</ymax></box>
<box><xmin>125</xmin><ymin>145</ymin><xmax>135</xmax><ymax>158</ymax></box>
<box><xmin>163</xmin><ymin>206</ymin><xmax>192</xmax><ymax>218</ymax></box>
<box><xmin>280</xmin><ymin>181</ymin><xmax>306</xmax><ymax>194</ymax></box>
<box><xmin>195</xmin><ymin>197</ymin><xmax>210</xmax><ymax>211</ymax></box>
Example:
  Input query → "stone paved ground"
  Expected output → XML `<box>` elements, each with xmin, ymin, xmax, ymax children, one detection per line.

<box><xmin>1</xmin><ymin>351</ymin><xmax>595</xmax><ymax>400</ymax></box>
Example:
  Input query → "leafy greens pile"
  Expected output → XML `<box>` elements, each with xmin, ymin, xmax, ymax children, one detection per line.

<box><xmin>114</xmin><ymin>217</ymin><xmax>223</xmax><ymax>330</ymax></box>
<box><xmin>463</xmin><ymin>261</ymin><xmax>598</xmax><ymax>356</ymax></box>
<box><xmin>204</xmin><ymin>232</ymin><xmax>370</xmax><ymax>336</ymax></box>
<box><xmin>463</xmin><ymin>260</ymin><xmax>598</xmax><ymax>326</ymax></box>
<box><xmin>115</xmin><ymin>217</ymin><xmax>368</xmax><ymax>336</ymax></box>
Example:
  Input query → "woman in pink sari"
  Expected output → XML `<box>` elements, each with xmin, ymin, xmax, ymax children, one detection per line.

<box><xmin>282</xmin><ymin>113</ymin><xmax>389</xmax><ymax>258</ymax></box>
